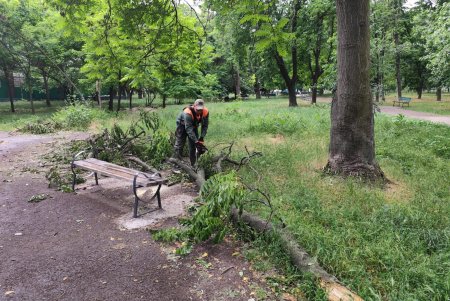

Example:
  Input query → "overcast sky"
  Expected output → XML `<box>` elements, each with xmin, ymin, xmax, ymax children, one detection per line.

<box><xmin>405</xmin><ymin>0</ymin><xmax>417</xmax><ymax>8</ymax></box>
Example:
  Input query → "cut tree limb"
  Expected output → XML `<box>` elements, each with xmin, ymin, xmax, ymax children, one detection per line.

<box><xmin>167</xmin><ymin>157</ymin><xmax>205</xmax><ymax>187</ymax></box>
<box><xmin>168</xmin><ymin>146</ymin><xmax>362</xmax><ymax>300</ymax></box>
<box><xmin>230</xmin><ymin>208</ymin><xmax>364</xmax><ymax>301</ymax></box>
<box><xmin>126</xmin><ymin>156</ymin><xmax>159</xmax><ymax>173</ymax></box>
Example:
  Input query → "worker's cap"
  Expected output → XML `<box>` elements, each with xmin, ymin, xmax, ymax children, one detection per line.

<box><xmin>194</xmin><ymin>99</ymin><xmax>205</xmax><ymax>110</ymax></box>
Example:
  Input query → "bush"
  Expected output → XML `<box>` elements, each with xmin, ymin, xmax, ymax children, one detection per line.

<box><xmin>19</xmin><ymin>119</ymin><xmax>63</xmax><ymax>134</ymax></box>
<box><xmin>53</xmin><ymin>103</ymin><xmax>96</xmax><ymax>130</ymax></box>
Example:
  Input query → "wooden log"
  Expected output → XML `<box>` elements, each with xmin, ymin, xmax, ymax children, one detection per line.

<box><xmin>167</xmin><ymin>157</ymin><xmax>205</xmax><ymax>188</ymax></box>
<box><xmin>126</xmin><ymin>156</ymin><xmax>159</xmax><ymax>173</ymax></box>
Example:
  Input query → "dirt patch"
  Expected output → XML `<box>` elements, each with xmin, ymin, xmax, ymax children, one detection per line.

<box><xmin>0</xmin><ymin>131</ymin><xmax>278</xmax><ymax>301</ymax></box>
<box><xmin>383</xmin><ymin>180</ymin><xmax>414</xmax><ymax>204</ymax></box>
<box><xmin>267</xmin><ymin>134</ymin><xmax>286</xmax><ymax>145</ymax></box>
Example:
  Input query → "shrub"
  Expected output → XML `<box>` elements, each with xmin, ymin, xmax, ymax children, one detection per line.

<box><xmin>19</xmin><ymin>119</ymin><xmax>63</xmax><ymax>134</ymax></box>
<box><xmin>53</xmin><ymin>103</ymin><xmax>94</xmax><ymax>130</ymax></box>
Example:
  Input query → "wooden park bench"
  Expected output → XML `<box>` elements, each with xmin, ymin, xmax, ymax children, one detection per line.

<box><xmin>71</xmin><ymin>152</ymin><xmax>167</xmax><ymax>218</ymax></box>
<box><xmin>393</xmin><ymin>96</ymin><xmax>412</xmax><ymax>107</ymax></box>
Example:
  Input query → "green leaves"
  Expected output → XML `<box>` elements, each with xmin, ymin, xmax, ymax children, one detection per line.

<box><xmin>239</xmin><ymin>13</ymin><xmax>272</xmax><ymax>26</ymax></box>
<box><xmin>187</xmin><ymin>172</ymin><xmax>245</xmax><ymax>243</ymax></box>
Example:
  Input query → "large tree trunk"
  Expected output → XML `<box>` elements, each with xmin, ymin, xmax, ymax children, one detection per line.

<box><xmin>436</xmin><ymin>87</ymin><xmax>442</xmax><ymax>101</ymax></box>
<box><xmin>311</xmin><ymin>86</ymin><xmax>318</xmax><ymax>104</ymax></box>
<box><xmin>162</xmin><ymin>94</ymin><xmax>167</xmax><ymax>108</ymax></box>
<box><xmin>326</xmin><ymin>0</ymin><xmax>384</xmax><ymax>180</ymax></box>
<box><xmin>129</xmin><ymin>89</ymin><xmax>133</xmax><ymax>109</ymax></box>
<box><xmin>393</xmin><ymin>0</ymin><xmax>402</xmax><ymax>99</ymax></box>
<box><xmin>96</xmin><ymin>80</ymin><xmax>102</xmax><ymax>108</ymax></box>
<box><xmin>416</xmin><ymin>87</ymin><xmax>422</xmax><ymax>99</ymax></box>
<box><xmin>108</xmin><ymin>86</ymin><xmax>114</xmax><ymax>111</ymax></box>
<box><xmin>255</xmin><ymin>74</ymin><xmax>261</xmax><ymax>99</ymax></box>
<box><xmin>274</xmin><ymin>51</ymin><xmax>298</xmax><ymax>107</ymax></box>
<box><xmin>234</xmin><ymin>66</ymin><xmax>241</xmax><ymax>99</ymax></box>
<box><xmin>116</xmin><ymin>71</ymin><xmax>122</xmax><ymax>112</ymax></box>
<box><xmin>41</xmin><ymin>70</ymin><xmax>51</xmax><ymax>107</ymax></box>
<box><xmin>4</xmin><ymin>68</ymin><xmax>15</xmax><ymax>113</ymax></box>
<box><xmin>394</xmin><ymin>33</ymin><xmax>402</xmax><ymax>98</ymax></box>
<box><xmin>287</xmin><ymin>83</ymin><xmax>297</xmax><ymax>106</ymax></box>
<box><xmin>28</xmin><ymin>81</ymin><xmax>35</xmax><ymax>115</ymax></box>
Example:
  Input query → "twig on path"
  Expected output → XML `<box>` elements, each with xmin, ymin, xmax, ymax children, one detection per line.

<box><xmin>221</xmin><ymin>266</ymin><xmax>235</xmax><ymax>275</ymax></box>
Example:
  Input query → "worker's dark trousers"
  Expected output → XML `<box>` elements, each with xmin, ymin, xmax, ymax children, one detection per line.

<box><xmin>174</xmin><ymin>124</ymin><xmax>197</xmax><ymax>166</ymax></box>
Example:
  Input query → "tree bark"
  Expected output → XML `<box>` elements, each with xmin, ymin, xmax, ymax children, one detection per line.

<box><xmin>116</xmin><ymin>71</ymin><xmax>122</xmax><ymax>112</ymax></box>
<box><xmin>96</xmin><ymin>80</ymin><xmax>102</xmax><ymax>108</ymax></box>
<box><xmin>274</xmin><ymin>51</ymin><xmax>298</xmax><ymax>107</ymax></box>
<box><xmin>416</xmin><ymin>88</ymin><xmax>422</xmax><ymax>99</ymax></box>
<box><xmin>3</xmin><ymin>68</ymin><xmax>15</xmax><ymax>113</ymax></box>
<box><xmin>129</xmin><ymin>89</ymin><xmax>133</xmax><ymax>109</ymax></box>
<box><xmin>108</xmin><ymin>86</ymin><xmax>114</xmax><ymax>111</ymax></box>
<box><xmin>393</xmin><ymin>0</ymin><xmax>402</xmax><ymax>99</ymax></box>
<box><xmin>42</xmin><ymin>71</ymin><xmax>51</xmax><ymax>107</ymax></box>
<box><xmin>311</xmin><ymin>85</ymin><xmax>317</xmax><ymax>104</ymax></box>
<box><xmin>234</xmin><ymin>66</ymin><xmax>241</xmax><ymax>99</ymax></box>
<box><xmin>255</xmin><ymin>74</ymin><xmax>261</xmax><ymax>99</ymax></box>
<box><xmin>436</xmin><ymin>87</ymin><xmax>442</xmax><ymax>101</ymax></box>
<box><xmin>327</xmin><ymin>0</ymin><xmax>384</xmax><ymax>180</ymax></box>
<box><xmin>394</xmin><ymin>32</ymin><xmax>402</xmax><ymax>98</ymax></box>
<box><xmin>28</xmin><ymin>81</ymin><xmax>35</xmax><ymax>115</ymax></box>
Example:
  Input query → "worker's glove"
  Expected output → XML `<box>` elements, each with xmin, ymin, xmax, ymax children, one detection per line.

<box><xmin>198</xmin><ymin>137</ymin><xmax>204</xmax><ymax>142</ymax></box>
<box><xmin>195</xmin><ymin>140</ymin><xmax>204</xmax><ymax>149</ymax></box>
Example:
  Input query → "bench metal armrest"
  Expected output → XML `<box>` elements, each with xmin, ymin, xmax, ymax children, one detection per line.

<box><xmin>132</xmin><ymin>172</ymin><xmax>163</xmax><ymax>218</ymax></box>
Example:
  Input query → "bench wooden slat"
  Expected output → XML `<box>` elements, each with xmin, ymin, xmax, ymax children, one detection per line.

<box><xmin>73</xmin><ymin>158</ymin><xmax>165</xmax><ymax>186</ymax></box>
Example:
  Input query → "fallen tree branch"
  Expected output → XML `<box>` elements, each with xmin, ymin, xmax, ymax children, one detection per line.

<box><xmin>230</xmin><ymin>208</ymin><xmax>364</xmax><ymax>301</ymax></box>
<box><xmin>119</xmin><ymin>130</ymin><xmax>145</xmax><ymax>154</ymax></box>
<box><xmin>167</xmin><ymin>157</ymin><xmax>205</xmax><ymax>188</ymax></box>
<box><xmin>126</xmin><ymin>156</ymin><xmax>159</xmax><ymax>173</ymax></box>
<box><xmin>167</xmin><ymin>145</ymin><xmax>362</xmax><ymax>300</ymax></box>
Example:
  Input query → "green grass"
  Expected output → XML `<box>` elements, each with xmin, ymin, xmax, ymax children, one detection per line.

<box><xmin>1</xmin><ymin>96</ymin><xmax>448</xmax><ymax>300</ymax></box>
<box><xmin>0</xmin><ymin>100</ymin><xmax>66</xmax><ymax>131</ymax></box>
<box><xmin>178</xmin><ymin>98</ymin><xmax>448</xmax><ymax>301</ymax></box>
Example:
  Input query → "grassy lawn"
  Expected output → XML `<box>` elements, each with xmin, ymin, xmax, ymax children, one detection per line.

<box><xmin>381</xmin><ymin>92</ymin><xmax>450</xmax><ymax>115</ymax></box>
<box><xmin>0</xmin><ymin>100</ymin><xmax>67</xmax><ymax>131</ymax></box>
<box><xmin>1</xmin><ymin>97</ymin><xmax>448</xmax><ymax>300</ymax></box>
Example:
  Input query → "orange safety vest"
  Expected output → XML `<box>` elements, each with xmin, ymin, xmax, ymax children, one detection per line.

<box><xmin>183</xmin><ymin>106</ymin><xmax>208</xmax><ymax>127</ymax></box>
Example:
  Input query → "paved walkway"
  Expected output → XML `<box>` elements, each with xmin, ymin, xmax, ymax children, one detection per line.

<box><xmin>380</xmin><ymin>106</ymin><xmax>450</xmax><ymax>126</ymax></box>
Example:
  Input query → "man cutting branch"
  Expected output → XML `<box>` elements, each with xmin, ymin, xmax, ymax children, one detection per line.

<box><xmin>173</xmin><ymin>99</ymin><xmax>209</xmax><ymax>166</ymax></box>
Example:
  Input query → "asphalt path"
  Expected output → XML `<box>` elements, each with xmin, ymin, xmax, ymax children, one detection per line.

<box><xmin>380</xmin><ymin>106</ymin><xmax>450</xmax><ymax>126</ymax></box>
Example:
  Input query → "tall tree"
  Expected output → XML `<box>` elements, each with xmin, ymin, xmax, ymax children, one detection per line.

<box><xmin>420</xmin><ymin>2</ymin><xmax>450</xmax><ymax>101</ymax></box>
<box><xmin>299</xmin><ymin>0</ymin><xmax>336</xmax><ymax>104</ymax></box>
<box><xmin>326</xmin><ymin>0</ymin><xmax>383</xmax><ymax>180</ymax></box>
<box><xmin>392</xmin><ymin>0</ymin><xmax>405</xmax><ymax>98</ymax></box>
<box><xmin>0</xmin><ymin>0</ymin><xmax>17</xmax><ymax>113</ymax></box>
<box><xmin>208</xmin><ymin>0</ymin><xmax>302</xmax><ymax>106</ymax></box>
<box><xmin>402</xmin><ymin>5</ymin><xmax>430</xmax><ymax>99</ymax></box>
